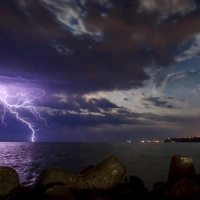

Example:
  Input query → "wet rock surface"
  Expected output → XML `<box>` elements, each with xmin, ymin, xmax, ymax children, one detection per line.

<box><xmin>0</xmin><ymin>166</ymin><xmax>20</xmax><ymax>199</ymax></box>
<box><xmin>2</xmin><ymin>155</ymin><xmax>200</xmax><ymax>199</ymax></box>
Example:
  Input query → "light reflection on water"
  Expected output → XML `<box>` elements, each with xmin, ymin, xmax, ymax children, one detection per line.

<box><xmin>1</xmin><ymin>142</ymin><xmax>200</xmax><ymax>190</ymax></box>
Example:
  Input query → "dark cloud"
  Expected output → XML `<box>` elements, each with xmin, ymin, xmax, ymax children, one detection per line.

<box><xmin>40</xmin><ymin>112</ymin><xmax>200</xmax><ymax>141</ymax></box>
<box><xmin>0</xmin><ymin>0</ymin><xmax>200</xmax><ymax>95</ymax></box>
<box><xmin>144</xmin><ymin>96</ymin><xmax>181</xmax><ymax>109</ymax></box>
<box><xmin>43</xmin><ymin>95</ymin><xmax>118</xmax><ymax>112</ymax></box>
<box><xmin>48</xmin><ymin>112</ymin><xmax>144</xmax><ymax>128</ymax></box>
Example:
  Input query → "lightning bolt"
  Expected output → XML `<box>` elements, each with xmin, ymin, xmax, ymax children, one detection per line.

<box><xmin>0</xmin><ymin>89</ymin><xmax>48</xmax><ymax>142</ymax></box>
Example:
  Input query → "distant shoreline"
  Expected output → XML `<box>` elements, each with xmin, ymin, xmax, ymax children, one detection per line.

<box><xmin>164</xmin><ymin>137</ymin><xmax>200</xmax><ymax>142</ymax></box>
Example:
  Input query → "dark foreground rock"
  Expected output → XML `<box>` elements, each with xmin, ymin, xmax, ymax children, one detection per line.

<box><xmin>35</xmin><ymin>169</ymin><xmax>87</xmax><ymax>191</ymax></box>
<box><xmin>2</xmin><ymin>154</ymin><xmax>200</xmax><ymax>200</ymax></box>
<box><xmin>153</xmin><ymin>181</ymin><xmax>164</xmax><ymax>189</ymax></box>
<box><xmin>84</xmin><ymin>156</ymin><xmax>126</xmax><ymax>190</ymax></box>
<box><xmin>167</xmin><ymin>155</ymin><xmax>196</xmax><ymax>185</ymax></box>
<box><xmin>164</xmin><ymin>177</ymin><xmax>200</xmax><ymax>200</ymax></box>
<box><xmin>14</xmin><ymin>186</ymin><xmax>36</xmax><ymax>200</ymax></box>
<box><xmin>129</xmin><ymin>175</ymin><xmax>145</xmax><ymax>195</ymax></box>
<box><xmin>0</xmin><ymin>166</ymin><xmax>20</xmax><ymax>199</ymax></box>
<box><xmin>145</xmin><ymin>155</ymin><xmax>200</xmax><ymax>200</ymax></box>
<box><xmin>111</xmin><ymin>176</ymin><xmax>147</xmax><ymax>200</ymax></box>
<box><xmin>35</xmin><ymin>156</ymin><xmax>126</xmax><ymax>192</ymax></box>
<box><xmin>44</xmin><ymin>184</ymin><xmax>75</xmax><ymax>200</ymax></box>
<box><xmin>145</xmin><ymin>182</ymin><xmax>170</xmax><ymax>200</ymax></box>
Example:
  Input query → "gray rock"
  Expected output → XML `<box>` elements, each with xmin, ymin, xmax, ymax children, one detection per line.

<box><xmin>167</xmin><ymin>155</ymin><xmax>196</xmax><ymax>185</ymax></box>
<box><xmin>84</xmin><ymin>156</ymin><xmax>126</xmax><ymax>190</ymax></box>
<box><xmin>164</xmin><ymin>177</ymin><xmax>200</xmax><ymax>200</ymax></box>
<box><xmin>0</xmin><ymin>166</ymin><xmax>20</xmax><ymax>199</ymax></box>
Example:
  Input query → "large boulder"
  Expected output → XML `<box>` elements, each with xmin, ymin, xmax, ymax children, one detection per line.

<box><xmin>0</xmin><ymin>166</ymin><xmax>20</xmax><ymax>199</ymax></box>
<box><xmin>164</xmin><ymin>177</ymin><xmax>200</xmax><ymax>200</ymax></box>
<box><xmin>84</xmin><ymin>156</ymin><xmax>126</xmax><ymax>190</ymax></box>
<box><xmin>35</xmin><ymin>169</ymin><xmax>88</xmax><ymax>191</ymax></box>
<box><xmin>167</xmin><ymin>155</ymin><xmax>196</xmax><ymax>185</ymax></box>
<box><xmin>35</xmin><ymin>156</ymin><xmax>126</xmax><ymax>193</ymax></box>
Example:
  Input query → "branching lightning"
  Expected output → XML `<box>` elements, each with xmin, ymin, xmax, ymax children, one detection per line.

<box><xmin>0</xmin><ymin>89</ymin><xmax>48</xmax><ymax>142</ymax></box>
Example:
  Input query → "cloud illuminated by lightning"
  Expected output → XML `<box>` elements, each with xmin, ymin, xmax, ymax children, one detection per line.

<box><xmin>0</xmin><ymin>89</ymin><xmax>48</xmax><ymax>142</ymax></box>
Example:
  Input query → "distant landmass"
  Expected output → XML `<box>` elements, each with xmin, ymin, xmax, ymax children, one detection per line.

<box><xmin>164</xmin><ymin>136</ymin><xmax>200</xmax><ymax>142</ymax></box>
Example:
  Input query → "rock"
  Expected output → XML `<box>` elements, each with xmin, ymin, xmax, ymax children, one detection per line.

<box><xmin>111</xmin><ymin>183</ymin><xmax>132</xmax><ymax>200</ymax></box>
<box><xmin>122</xmin><ymin>174</ymin><xmax>129</xmax><ymax>183</ymax></box>
<box><xmin>164</xmin><ymin>177</ymin><xmax>200</xmax><ymax>200</ymax></box>
<box><xmin>15</xmin><ymin>186</ymin><xmax>36</xmax><ymax>200</ymax></box>
<box><xmin>145</xmin><ymin>182</ymin><xmax>170</xmax><ymax>200</ymax></box>
<box><xmin>129</xmin><ymin>175</ymin><xmax>145</xmax><ymax>197</ymax></box>
<box><xmin>196</xmin><ymin>173</ymin><xmax>200</xmax><ymax>186</ymax></box>
<box><xmin>35</xmin><ymin>156</ymin><xmax>126</xmax><ymax>195</ymax></box>
<box><xmin>78</xmin><ymin>165</ymin><xmax>94</xmax><ymax>174</ymax></box>
<box><xmin>84</xmin><ymin>156</ymin><xmax>126</xmax><ymax>190</ymax></box>
<box><xmin>44</xmin><ymin>184</ymin><xmax>75</xmax><ymax>200</ymax></box>
<box><xmin>86</xmin><ymin>189</ymin><xmax>113</xmax><ymax>200</ymax></box>
<box><xmin>0</xmin><ymin>166</ymin><xmax>20</xmax><ymax>199</ymax></box>
<box><xmin>167</xmin><ymin>155</ymin><xmax>196</xmax><ymax>185</ymax></box>
<box><xmin>35</xmin><ymin>168</ymin><xmax>88</xmax><ymax>191</ymax></box>
<box><xmin>153</xmin><ymin>181</ymin><xmax>164</xmax><ymax>189</ymax></box>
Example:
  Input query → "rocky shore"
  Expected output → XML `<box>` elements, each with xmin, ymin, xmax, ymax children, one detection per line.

<box><xmin>1</xmin><ymin>155</ymin><xmax>200</xmax><ymax>200</ymax></box>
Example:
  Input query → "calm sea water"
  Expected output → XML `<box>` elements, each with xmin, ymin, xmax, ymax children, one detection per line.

<box><xmin>0</xmin><ymin>142</ymin><xmax>200</xmax><ymax>190</ymax></box>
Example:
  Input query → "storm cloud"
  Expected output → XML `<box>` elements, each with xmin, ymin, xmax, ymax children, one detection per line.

<box><xmin>0</xmin><ymin>0</ymin><xmax>200</xmax><ymax>95</ymax></box>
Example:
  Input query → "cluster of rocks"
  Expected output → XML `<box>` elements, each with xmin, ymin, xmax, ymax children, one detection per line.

<box><xmin>1</xmin><ymin>155</ymin><xmax>200</xmax><ymax>199</ymax></box>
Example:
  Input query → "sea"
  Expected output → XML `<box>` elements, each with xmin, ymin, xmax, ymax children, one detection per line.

<box><xmin>0</xmin><ymin>142</ymin><xmax>200</xmax><ymax>190</ymax></box>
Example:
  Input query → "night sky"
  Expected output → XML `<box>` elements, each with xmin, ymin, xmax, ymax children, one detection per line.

<box><xmin>0</xmin><ymin>0</ymin><xmax>200</xmax><ymax>142</ymax></box>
